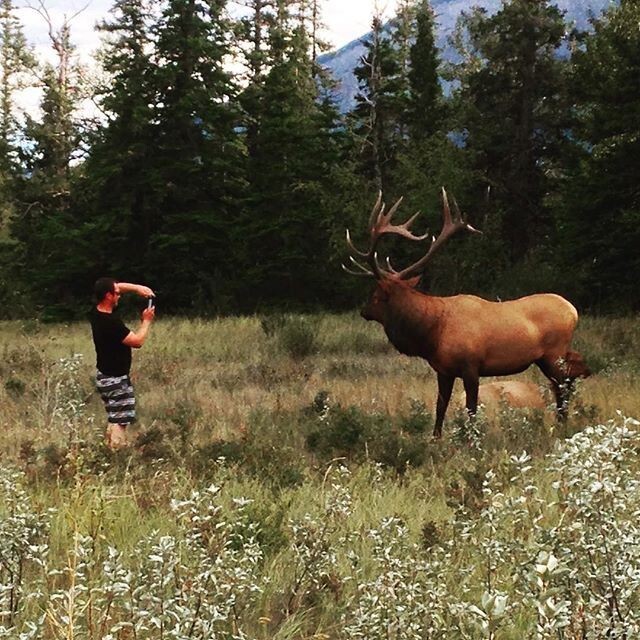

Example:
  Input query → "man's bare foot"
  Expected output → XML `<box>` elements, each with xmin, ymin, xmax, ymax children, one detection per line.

<box><xmin>106</xmin><ymin>424</ymin><xmax>129</xmax><ymax>450</ymax></box>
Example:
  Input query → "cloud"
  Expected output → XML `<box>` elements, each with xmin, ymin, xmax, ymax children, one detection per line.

<box><xmin>16</xmin><ymin>0</ymin><xmax>108</xmax><ymax>64</ymax></box>
<box><xmin>321</xmin><ymin>0</ymin><xmax>399</xmax><ymax>50</ymax></box>
<box><xmin>17</xmin><ymin>0</ymin><xmax>399</xmax><ymax>58</ymax></box>
<box><xmin>14</xmin><ymin>0</ymin><xmax>400</xmax><ymax>117</ymax></box>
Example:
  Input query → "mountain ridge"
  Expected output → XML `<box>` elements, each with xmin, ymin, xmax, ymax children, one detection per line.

<box><xmin>318</xmin><ymin>0</ymin><xmax>614</xmax><ymax>113</ymax></box>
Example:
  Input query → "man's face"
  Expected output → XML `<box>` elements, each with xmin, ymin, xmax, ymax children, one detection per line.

<box><xmin>107</xmin><ymin>284</ymin><xmax>122</xmax><ymax>307</ymax></box>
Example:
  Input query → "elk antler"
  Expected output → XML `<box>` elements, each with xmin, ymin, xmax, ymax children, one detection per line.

<box><xmin>343</xmin><ymin>192</ymin><xmax>429</xmax><ymax>278</ymax></box>
<box><xmin>395</xmin><ymin>188</ymin><xmax>480</xmax><ymax>280</ymax></box>
<box><xmin>344</xmin><ymin>188</ymin><xmax>480</xmax><ymax>280</ymax></box>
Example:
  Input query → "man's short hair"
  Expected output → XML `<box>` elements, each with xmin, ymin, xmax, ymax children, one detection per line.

<box><xmin>94</xmin><ymin>277</ymin><xmax>117</xmax><ymax>302</ymax></box>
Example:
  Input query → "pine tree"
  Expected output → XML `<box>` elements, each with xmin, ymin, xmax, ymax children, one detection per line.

<box><xmin>392</xmin><ymin>0</ymin><xmax>448</xmax><ymax>205</ymax></box>
<box><xmin>238</xmin><ymin>0</ymin><xmax>345</xmax><ymax>307</ymax></box>
<box><xmin>0</xmin><ymin>0</ymin><xmax>34</xmax><ymax>231</ymax></box>
<box><xmin>0</xmin><ymin>0</ymin><xmax>35</xmax><ymax>314</ymax></box>
<box><xmin>451</xmin><ymin>0</ymin><xmax>569</xmax><ymax>265</ymax></box>
<box><xmin>407</xmin><ymin>0</ymin><xmax>441</xmax><ymax>138</ymax></box>
<box><xmin>148</xmin><ymin>0</ymin><xmax>245</xmax><ymax>310</ymax></box>
<box><xmin>350</xmin><ymin>14</ymin><xmax>405</xmax><ymax>195</ymax></box>
<box><xmin>11</xmin><ymin>17</ymin><xmax>83</xmax><ymax>314</ymax></box>
<box><xmin>78</xmin><ymin>0</ymin><xmax>160</xmax><ymax>285</ymax></box>
<box><xmin>558</xmin><ymin>0</ymin><xmax>640</xmax><ymax>309</ymax></box>
<box><xmin>236</xmin><ymin>0</ymin><xmax>274</xmax><ymax>163</ymax></box>
<box><xmin>388</xmin><ymin>0</ymin><xmax>479</xmax><ymax>294</ymax></box>
<box><xmin>390</xmin><ymin>0</ymin><xmax>415</xmax><ymax>140</ymax></box>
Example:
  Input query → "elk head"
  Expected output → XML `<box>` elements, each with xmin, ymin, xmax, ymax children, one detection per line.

<box><xmin>343</xmin><ymin>188</ymin><xmax>480</xmax><ymax>321</ymax></box>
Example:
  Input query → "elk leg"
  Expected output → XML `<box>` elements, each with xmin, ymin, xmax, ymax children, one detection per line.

<box><xmin>434</xmin><ymin>373</ymin><xmax>455</xmax><ymax>438</ymax></box>
<box><xmin>552</xmin><ymin>380</ymin><xmax>576</xmax><ymax>423</ymax></box>
<box><xmin>536</xmin><ymin>358</ymin><xmax>573</xmax><ymax>423</ymax></box>
<box><xmin>462</xmin><ymin>374</ymin><xmax>479</xmax><ymax>419</ymax></box>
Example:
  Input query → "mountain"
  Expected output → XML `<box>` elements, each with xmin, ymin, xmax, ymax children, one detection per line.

<box><xmin>318</xmin><ymin>0</ymin><xmax>615</xmax><ymax>113</ymax></box>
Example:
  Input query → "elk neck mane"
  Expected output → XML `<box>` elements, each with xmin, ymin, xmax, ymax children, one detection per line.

<box><xmin>381</xmin><ymin>278</ymin><xmax>444</xmax><ymax>358</ymax></box>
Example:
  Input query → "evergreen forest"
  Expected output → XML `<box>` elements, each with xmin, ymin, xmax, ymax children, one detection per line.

<box><xmin>1</xmin><ymin>0</ymin><xmax>639</xmax><ymax>318</ymax></box>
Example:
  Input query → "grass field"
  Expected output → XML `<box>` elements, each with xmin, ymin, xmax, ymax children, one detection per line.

<box><xmin>1</xmin><ymin>313</ymin><xmax>639</xmax><ymax>638</ymax></box>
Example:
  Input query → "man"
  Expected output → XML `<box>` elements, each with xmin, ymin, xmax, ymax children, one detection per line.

<box><xmin>90</xmin><ymin>277</ymin><xmax>155</xmax><ymax>449</ymax></box>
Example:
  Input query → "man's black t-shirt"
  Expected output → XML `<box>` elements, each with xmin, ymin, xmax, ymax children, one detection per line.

<box><xmin>89</xmin><ymin>308</ymin><xmax>132</xmax><ymax>376</ymax></box>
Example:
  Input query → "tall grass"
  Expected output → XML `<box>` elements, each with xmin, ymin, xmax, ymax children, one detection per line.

<box><xmin>0</xmin><ymin>313</ymin><xmax>639</xmax><ymax>637</ymax></box>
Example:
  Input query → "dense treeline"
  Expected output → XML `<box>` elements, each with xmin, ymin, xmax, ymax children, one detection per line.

<box><xmin>0</xmin><ymin>0</ymin><xmax>638</xmax><ymax>318</ymax></box>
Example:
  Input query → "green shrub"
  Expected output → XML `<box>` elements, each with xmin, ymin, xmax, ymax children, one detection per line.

<box><xmin>259</xmin><ymin>312</ymin><xmax>287</xmax><ymax>337</ymax></box>
<box><xmin>243</xmin><ymin>442</ymin><xmax>305</xmax><ymax>489</ymax></box>
<box><xmin>308</xmin><ymin>389</ymin><xmax>331</xmax><ymax>417</ymax></box>
<box><xmin>351</xmin><ymin>330</ymin><xmax>386</xmax><ymax>354</ymax></box>
<box><xmin>306</xmin><ymin>405</ymin><xmax>374</xmax><ymax>457</ymax></box>
<box><xmin>420</xmin><ymin>520</ymin><xmax>442</xmax><ymax>550</ymax></box>
<box><xmin>192</xmin><ymin>413</ymin><xmax>306</xmax><ymax>490</ymax></box>
<box><xmin>4</xmin><ymin>376</ymin><xmax>25</xmax><ymax>397</ymax></box>
<box><xmin>368</xmin><ymin>430</ymin><xmax>426</xmax><ymax>474</ymax></box>
<box><xmin>304</xmin><ymin>398</ymin><xmax>428</xmax><ymax>473</ymax></box>
<box><xmin>451</xmin><ymin>406</ymin><xmax>488</xmax><ymax>450</ymax></box>
<box><xmin>194</xmin><ymin>439</ymin><xmax>246</xmax><ymax>466</ymax></box>
<box><xmin>399</xmin><ymin>399</ymin><xmax>434</xmax><ymax>435</ymax></box>
<box><xmin>493</xmin><ymin>405</ymin><xmax>549</xmax><ymax>453</ymax></box>
<box><xmin>277</xmin><ymin>315</ymin><xmax>319</xmax><ymax>360</ymax></box>
<box><xmin>241</xmin><ymin>501</ymin><xmax>288</xmax><ymax>556</ymax></box>
<box><xmin>134</xmin><ymin>425</ymin><xmax>177</xmax><ymax>461</ymax></box>
<box><xmin>260</xmin><ymin>313</ymin><xmax>320</xmax><ymax>359</ymax></box>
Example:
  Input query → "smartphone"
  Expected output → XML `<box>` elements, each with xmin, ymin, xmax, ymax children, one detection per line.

<box><xmin>147</xmin><ymin>297</ymin><xmax>155</xmax><ymax>309</ymax></box>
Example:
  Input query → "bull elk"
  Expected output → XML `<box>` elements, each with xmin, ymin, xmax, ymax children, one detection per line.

<box><xmin>344</xmin><ymin>189</ymin><xmax>590</xmax><ymax>438</ymax></box>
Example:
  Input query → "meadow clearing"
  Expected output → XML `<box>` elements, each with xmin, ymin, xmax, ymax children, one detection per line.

<box><xmin>0</xmin><ymin>313</ymin><xmax>639</xmax><ymax>638</ymax></box>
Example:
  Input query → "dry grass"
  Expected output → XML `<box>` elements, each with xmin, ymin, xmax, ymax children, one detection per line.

<box><xmin>0</xmin><ymin>313</ymin><xmax>637</xmax><ymax>455</ymax></box>
<box><xmin>1</xmin><ymin>313</ymin><xmax>639</xmax><ymax>638</ymax></box>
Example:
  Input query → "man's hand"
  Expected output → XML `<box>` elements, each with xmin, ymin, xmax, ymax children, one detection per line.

<box><xmin>123</xmin><ymin>306</ymin><xmax>155</xmax><ymax>348</ymax></box>
<box><xmin>137</xmin><ymin>285</ymin><xmax>155</xmax><ymax>298</ymax></box>
<box><xmin>142</xmin><ymin>306</ymin><xmax>155</xmax><ymax>322</ymax></box>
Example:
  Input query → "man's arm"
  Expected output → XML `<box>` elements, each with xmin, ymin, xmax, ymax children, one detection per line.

<box><xmin>118</xmin><ymin>282</ymin><xmax>155</xmax><ymax>298</ymax></box>
<box><xmin>122</xmin><ymin>306</ymin><xmax>155</xmax><ymax>348</ymax></box>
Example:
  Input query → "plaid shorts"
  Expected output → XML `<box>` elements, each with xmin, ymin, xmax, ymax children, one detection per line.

<box><xmin>96</xmin><ymin>371</ymin><xmax>136</xmax><ymax>425</ymax></box>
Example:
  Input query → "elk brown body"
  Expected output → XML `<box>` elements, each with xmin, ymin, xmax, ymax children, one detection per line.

<box><xmin>476</xmin><ymin>381</ymin><xmax>548</xmax><ymax>411</ymax></box>
<box><xmin>345</xmin><ymin>190</ymin><xmax>590</xmax><ymax>437</ymax></box>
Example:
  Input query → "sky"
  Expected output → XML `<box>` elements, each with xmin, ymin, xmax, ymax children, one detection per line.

<box><xmin>16</xmin><ymin>0</ymin><xmax>401</xmax><ymax>64</ymax></box>
<box><xmin>14</xmin><ymin>0</ymin><xmax>400</xmax><ymax>116</ymax></box>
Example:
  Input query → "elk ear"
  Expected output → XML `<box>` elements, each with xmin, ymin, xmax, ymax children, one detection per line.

<box><xmin>405</xmin><ymin>275</ymin><xmax>421</xmax><ymax>289</ymax></box>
